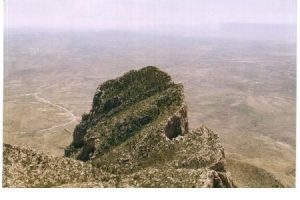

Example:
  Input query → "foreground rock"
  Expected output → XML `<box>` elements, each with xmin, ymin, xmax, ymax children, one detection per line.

<box><xmin>3</xmin><ymin>66</ymin><xmax>235</xmax><ymax>187</ymax></box>
<box><xmin>3</xmin><ymin>127</ymin><xmax>233</xmax><ymax>188</ymax></box>
<box><xmin>3</xmin><ymin>144</ymin><xmax>116</xmax><ymax>187</ymax></box>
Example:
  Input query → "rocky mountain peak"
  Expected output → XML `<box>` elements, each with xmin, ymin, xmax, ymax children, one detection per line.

<box><xmin>3</xmin><ymin>66</ymin><xmax>235</xmax><ymax>187</ymax></box>
<box><xmin>63</xmin><ymin>66</ymin><xmax>235</xmax><ymax>187</ymax></box>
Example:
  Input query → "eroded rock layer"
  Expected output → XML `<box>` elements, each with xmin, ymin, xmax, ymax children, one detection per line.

<box><xmin>64</xmin><ymin>66</ymin><xmax>234</xmax><ymax>187</ymax></box>
<box><xmin>3</xmin><ymin>66</ymin><xmax>235</xmax><ymax>188</ymax></box>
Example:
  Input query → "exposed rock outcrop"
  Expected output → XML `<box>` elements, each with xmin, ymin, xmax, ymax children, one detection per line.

<box><xmin>3</xmin><ymin>66</ymin><xmax>235</xmax><ymax>188</ymax></box>
<box><xmin>164</xmin><ymin>105</ymin><xmax>189</xmax><ymax>139</ymax></box>
<box><xmin>3</xmin><ymin>139</ymin><xmax>234</xmax><ymax>188</ymax></box>
<box><xmin>63</xmin><ymin>66</ymin><xmax>235</xmax><ymax>187</ymax></box>
<box><xmin>2</xmin><ymin>144</ymin><xmax>116</xmax><ymax>188</ymax></box>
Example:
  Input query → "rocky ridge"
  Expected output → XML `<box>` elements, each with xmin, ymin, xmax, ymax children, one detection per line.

<box><xmin>3</xmin><ymin>144</ymin><xmax>116</xmax><ymax>187</ymax></box>
<box><xmin>3</xmin><ymin>66</ymin><xmax>235</xmax><ymax>187</ymax></box>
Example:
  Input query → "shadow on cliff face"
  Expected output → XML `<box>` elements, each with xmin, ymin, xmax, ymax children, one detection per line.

<box><xmin>62</xmin><ymin>66</ymin><xmax>235</xmax><ymax>188</ymax></box>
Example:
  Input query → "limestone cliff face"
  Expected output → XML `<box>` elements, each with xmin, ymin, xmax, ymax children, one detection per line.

<box><xmin>2</xmin><ymin>66</ymin><xmax>235</xmax><ymax>188</ymax></box>
<box><xmin>164</xmin><ymin>105</ymin><xmax>189</xmax><ymax>139</ymax></box>
<box><xmin>65</xmin><ymin>66</ymin><xmax>187</xmax><ymax>161</ymax></box>
<box><xmin>63</xmin><ymin>66</ymin><xmax>235</xmax><ymax>188</ymax></box>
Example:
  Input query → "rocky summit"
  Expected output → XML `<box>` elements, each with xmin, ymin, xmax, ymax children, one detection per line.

<box><xmin>3</xmin><ymin>66</ymin><xmax>235</xmax><ymax>187</ymax></box>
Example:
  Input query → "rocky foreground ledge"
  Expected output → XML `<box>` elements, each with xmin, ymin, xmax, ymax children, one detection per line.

<box><xmin>3</xmin><ymin>66</ymin><xmax>235</xmax><ymax>187</ymax></box>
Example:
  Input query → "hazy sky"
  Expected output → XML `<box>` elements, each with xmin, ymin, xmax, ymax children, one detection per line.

<box><xmin>5</xmin><ymin>0</ymin><xmax>296</xmax><ymax>30</ymax></box>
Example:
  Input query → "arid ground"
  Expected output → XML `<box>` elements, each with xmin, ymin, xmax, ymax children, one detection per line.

<box><xmin>4</xmin><ymin>31</ymin><xmax>296</xmax><ymax>187</ymax></box>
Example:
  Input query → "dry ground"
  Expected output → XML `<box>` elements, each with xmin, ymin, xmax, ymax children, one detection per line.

<box><xmin>4</xmin><ymin>31</ymin><xmax>296</xmax><ymax>187</ymax></box>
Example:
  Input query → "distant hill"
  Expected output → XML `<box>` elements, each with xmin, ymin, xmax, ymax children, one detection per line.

<box><xmin>217</xmin><ymin>23</ymin><xmax>296</xmax><ymax>42</ymax></box>
<box><xmin>225</xmin><ymin>158</ymin><xmax>284</xmax><ymax>188</ymax></box>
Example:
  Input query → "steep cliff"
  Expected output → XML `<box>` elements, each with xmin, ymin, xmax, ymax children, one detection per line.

<box><xmin>65</xmin><ymin>66</ymin><xmax>188</xmax><ymax>161</ymax></box>
<box><xmin>64</xmin><ymin>66</ymin><xmax>234</xmax><ymax>187</ymax></box>
<box><xmin>3</xmin><ymin>66</ymin><xmax>235</xmax><ymax>188</ymax></box>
